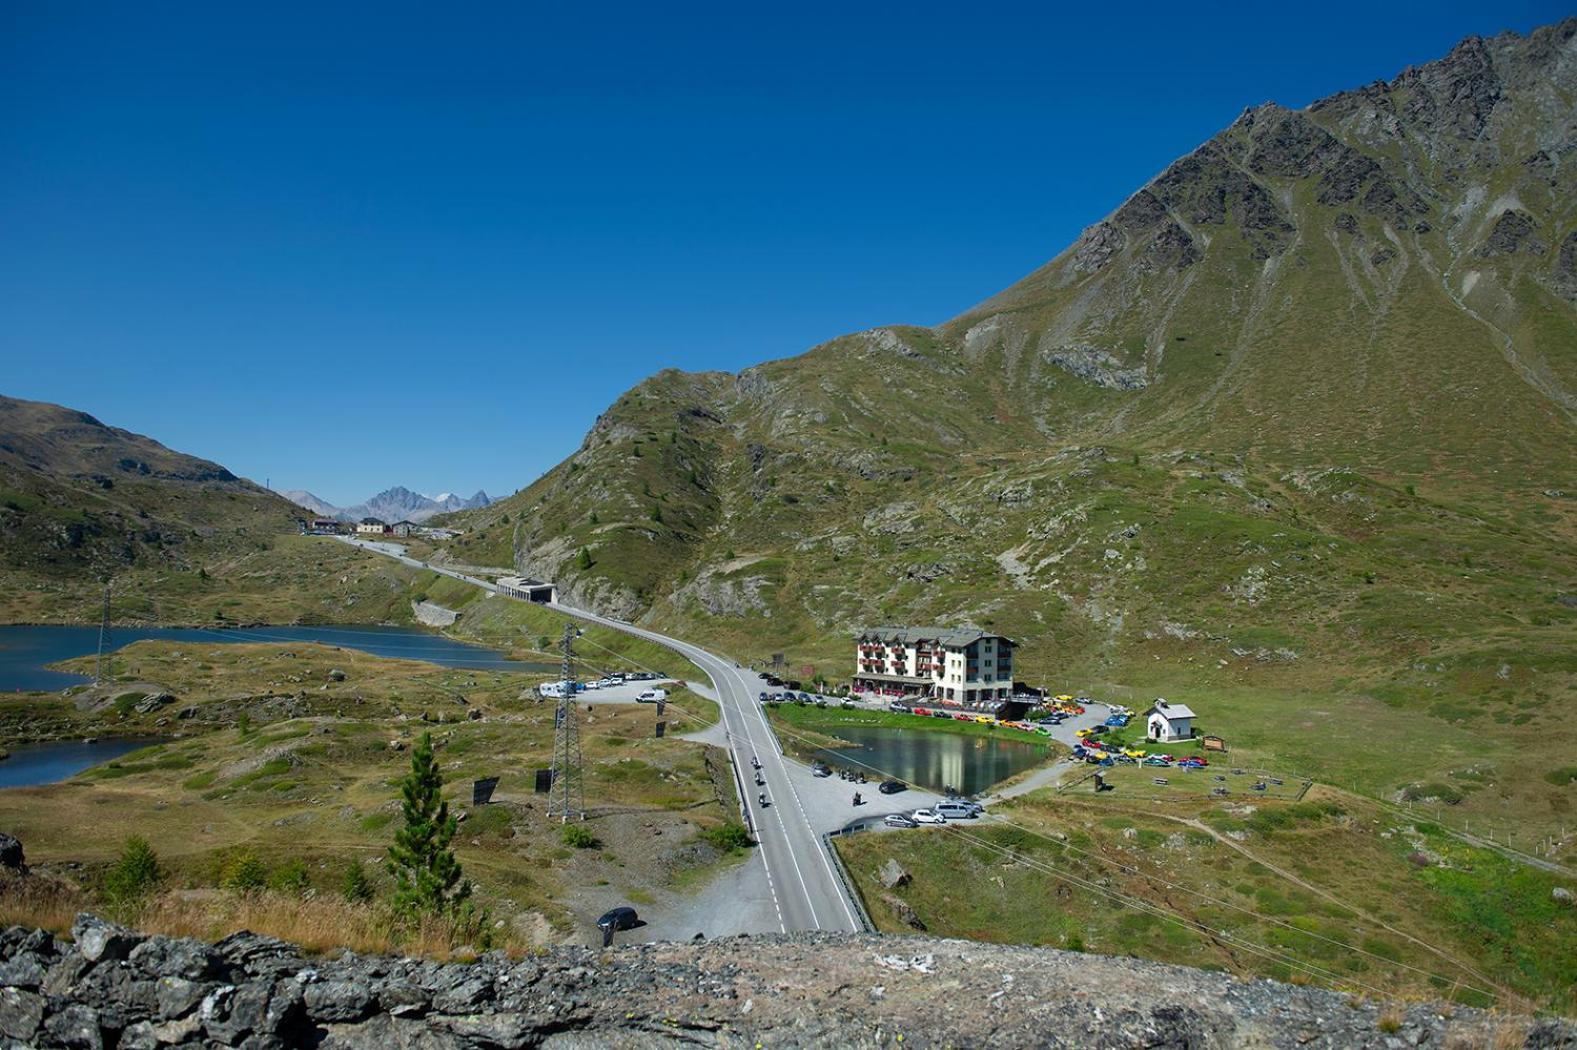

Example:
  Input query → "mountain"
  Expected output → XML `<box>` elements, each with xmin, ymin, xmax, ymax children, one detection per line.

<box><xmin>434</xmin><ymin>21</ymin><xmax>1577</xmax><ymax>791</ymax></box>
<box><xmin>282</xmin><ymin>490</ymin><xmax>341</xmax><ymax>518</ymax></box>
<box><xmin>0</xmin><ymin>394</ymin><xmax>302</xmax><ymax>579</ymax></box>
<box><xmin>0</xmin><ymin>395</ymin><xmax>437</xmax><ymax>625</ymax></box>
<box><xmin>284</xmin><ymin>487</ymin><xmax>492</xmax><ymax>522</ymax></box>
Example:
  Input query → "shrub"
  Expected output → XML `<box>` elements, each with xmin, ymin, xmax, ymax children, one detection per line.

<box><xmin>700</xmin><ymin>823</ymin><xmax>753</xmax><ymax>852</ymax></box>
<box><xmin>561</xmin><ymin>824</ymin><xmax>600</xmax><ymax>849</ymax></box>
<box><xmin>219</xmin><ymin>849</ymin><xmax>268</xmax><ymax>893</ymax></box>
<box><xmin>342</xmin><ymin>860</ymin><xmax>374</xmax><ymax>904</ymax></box>
<box><xmin>269</xmin><ymin>858</ymin><xmax>311</xmax><ymax>897</ymax></box>
<box><xmin>104</xmin><ymin>836</ymin><xmax>162</xmax><ymax>905</ymax></box>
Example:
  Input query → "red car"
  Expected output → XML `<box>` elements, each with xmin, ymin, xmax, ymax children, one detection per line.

<box><xmin>913</xmin><ymin>707</ymin><xmax>931</xmax><ymax>717</ymax></box>
<box><xmin>953</xmin><ymin>713</ymin><xmax>973</xmax><ymax>722</ymax></box>
<box><xmin>1178</xmin><ymin>757</ymin><xmax>1208</xmax><ymax>767</ymax></box>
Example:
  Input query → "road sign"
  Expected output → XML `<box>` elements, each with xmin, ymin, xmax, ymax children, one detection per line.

<box><xmin>655</xmin><ymin>721</ymin><xmax>666</xmax><ymax>738</ymax></box>
<box><xmin>533</xmin><ymin>769</ymin><xmax>554</xmax><ymax>794</ymax></box>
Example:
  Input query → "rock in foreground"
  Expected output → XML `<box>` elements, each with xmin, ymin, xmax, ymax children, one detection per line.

<box><xmin>0</xmin><ymin>914</ymin><xmax>1571</xmax><ymax>1048</ymax></box>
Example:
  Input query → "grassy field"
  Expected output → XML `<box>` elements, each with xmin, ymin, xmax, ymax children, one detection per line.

<box><xmin>836</xmin><ymin>786</ymin><xmax>1577</xmax><ymax>1013</ymax></box>
<box><xmin>0</xmin><ymin>639</ymin><xmax>740</xmax><ymax>950</ymax></box>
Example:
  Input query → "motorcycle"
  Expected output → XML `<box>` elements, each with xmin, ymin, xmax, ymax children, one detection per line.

<box><xmin>758</xmin><ymin>792</ymin><xmax>770</xmax><ymax>807</ymax></box>
<box><xmin>852</xmin><ymin>792</ymin><xmax>863</xmax><ymax>806</ymax></box>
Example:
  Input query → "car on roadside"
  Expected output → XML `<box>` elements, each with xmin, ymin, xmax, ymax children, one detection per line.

<box><xmin>883</xmin><ymin>813</ymin><xmax>919</xmax><ymax>829</ymax></box>
<box><xmin>812</xmin><ymin>763</ymin><xmax>832</xmax><ymax>778</ymax></box>
<box><xmin>936</xmin><ymin>800</ymin><xmax>980</xmax><ymax>820</ymax></box>
<box><xmin>878</xmin><ymin>779</ymin><xmax>907</xmax><ymax>794</ymax></box>
<box><xmin>888</xmin><ymin>701</ymin><xmax>912</xmax><ymax>713</ymax></box>
<box><xmin>1143</xmin><ymin>756</ymin><xmax>1170</xmax><ymax>766</ymax></box>
<box><xmin>596</xmin><ymin>906</ymin><xmax>639</xmax><ymax>946</ymax></box>
<box><xmin>911</xmin><ymin>809</ymin><xmax>946</xmax><ymax>825</ymax></box>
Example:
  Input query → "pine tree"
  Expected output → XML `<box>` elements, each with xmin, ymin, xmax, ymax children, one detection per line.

<box><xmin>576</xmin><ymin>547</ymin><xmax>592</xmax><ymax>570</ymax></box>
<box><xmin>342</xmin><ymin>859</ymin><xmax>374</xmax><ymax>904</ymax></box>
<box><xmin>386</xmin><ymin>732</ymin><xmax>471</xmax><ymax>919</ymax></box>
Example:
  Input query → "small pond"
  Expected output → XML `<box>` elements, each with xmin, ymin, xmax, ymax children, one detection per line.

<box><xmin>0</xmin><ymin>737</ymin><xmax>167</xmax><ymax>789</ymax></box>
<box><xmin>0</xmin><ymin>624</ymin><xmax>556</xmax><ymax>692</ymax></box>
<box><xmin>810</xmin><ymin>723</ymin><xmax>1049</xmax><ymax>796</ymax></box>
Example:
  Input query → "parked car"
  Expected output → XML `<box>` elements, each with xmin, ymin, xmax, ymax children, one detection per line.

<box><xmin>911</xmin><ymin>809</ymin><xmax>946</xmax><ymax>825</ymax></box>
<box><xmin>636</xmin><ymin>689</ymin><xmax>666</xmax><ymax>704</ymax></box>
<box><xmin>596</xmin><ymin>906</ymin><xmax>639</xmax><ymax>946</ymax></box>
<box><xmin>883</xmin><ymin>813</ymin><xmax>919</xmax><ymax>829</ymax></box>
<box><xmin>936</xmin><ymin>800</ymin><xmax>980</xmax><ymax>820</ymax></box>
<box><xmin>1143</xmin><ymin>757</ymin><xmax>1170</xmax><ymax>767</ymax></box>
<box><xmin>888</xmin><ymin>701</ymin><xmax>911</xmax><ymax>713</ymax></box>
<box><xmin>812</xmin><ymin>763</ymin><xmax>832</xmax><ymax>778</ymax></box>
<box><xmin>878</xmin><ymin>779</ymin><xmax>907</xmax><ymax>795</ymax></box>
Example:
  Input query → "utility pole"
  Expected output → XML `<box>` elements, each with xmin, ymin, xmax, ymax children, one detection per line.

<box><xmin>548</xmin><ymin>624</ymin><xmax>585</xmax><ymax>823</ymax></box>
<box><xmin>94</xmin><ymin>580</ymin><xmax>111</xmax><ymax>686</ymax></box>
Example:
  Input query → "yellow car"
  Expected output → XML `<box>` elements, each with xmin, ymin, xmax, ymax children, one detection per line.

<box><xmin>974</xmin><ymin>715</ymin><xmax>994</xmax><ymax>725</ymax></box>
<box><xmin>1123</xmin><ymin>749</ymin><xmax>1147</xmax><ymax>759</ymax></box>
<box><xmin>1075</xmin><ymin>728</ymin><xmax>1093</xmax><ymax>738</ymax></box>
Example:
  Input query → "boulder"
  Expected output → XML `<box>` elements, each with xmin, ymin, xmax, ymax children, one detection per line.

<box><xmin>0</xmin><ymin>832</ymin><xmax>25</xmax><ymax>872</ymax></box>
<box><xmin>133</xmin><ymin>692</ymin><xmax>174</xmax><ymax>715</ymax></box>
<box><xmin>878</xmin><ymin>858</ymin><xmax>911</xmax><ymax>889</ymax></box>
<box><xmin>1555</xmin><ymin>886</ymin><xmax>1574</xmax><ymax>906</ymax></box>
<box><xmin>71</xmin><ymin>914</ymin><xmax>144</xmax><ymax>964</ymax></box>
<box><xmin>881</xmin><ymin>893</ymin><xmax>926</xmax><ymax>931</ymax></box>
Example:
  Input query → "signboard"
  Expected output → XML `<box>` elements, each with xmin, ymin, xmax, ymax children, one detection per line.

<box><xmin>654</xmin><ymin>721</ymin><xmax>666</xmax><ymax>738</ymax></box>
<box><xmin>533</xmin><ymin>769</ymin><xmax>554</xmax><ymax>794</ymax></box>
<box><xmin>472</xmin><ymin>777</ymin><xmax>500</xmax><ymax>805</ymax></box>
<box><xmin>1202</xmin><ymin>735</ymin><xmax>1228</xmax><ymax>753</ymax></box>
<box><xmin>801</xmin><ymin>665</ymin><xmax>814</xmax><ymax>678</ymax></box>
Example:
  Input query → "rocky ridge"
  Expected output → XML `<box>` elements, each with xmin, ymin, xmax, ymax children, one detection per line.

<box><xmin>2</xmin><ymin>915</ymin><xmax>1573</xmax><ymax>1049</ymax></box>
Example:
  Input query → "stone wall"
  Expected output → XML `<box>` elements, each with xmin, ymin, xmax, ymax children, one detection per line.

<box><xmin>2</xmin><ymin>915</ymin><xmax>1572</xmax><ymax>1048</ymax></box>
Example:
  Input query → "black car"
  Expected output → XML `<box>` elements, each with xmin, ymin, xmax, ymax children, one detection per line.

<box><xmin>596</xmin><ymin>906</ymin><xmax>639</xmax><ymax>946</ymax></box>
<box><xmin>878</xmin><ymin>779</ymin><xmax>907</xmax><ymax>794</ymax></box>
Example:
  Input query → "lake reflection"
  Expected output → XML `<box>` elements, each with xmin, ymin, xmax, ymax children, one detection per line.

<box><xmin>810</xmin><ymin>724</ymin><xmax>1048</xmax><ymax>795</ymax></box>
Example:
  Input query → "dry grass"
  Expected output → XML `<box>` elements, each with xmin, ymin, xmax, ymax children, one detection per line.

<box><xmin>1376</xmin><ymin>1005</ymin><xmax>1405</xmax><ymax>1033</ymax></box>
<box><xmin>137</xmin><ymin>890</ymin><xmax>531</xmax><ymax>959</ymax></box>
<box><xmin>0</xmin><ymin>875</ymin><xmax>89</xmax><ymax>934</ymax></box>
<box><xmin>0</xmin><ymin>877</ymin><xmax>532</xmax><ymax>961</ymax></box>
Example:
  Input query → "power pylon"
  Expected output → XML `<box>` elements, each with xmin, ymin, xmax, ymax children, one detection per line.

<box><xmin>548</xmin><ymin>623</ymin><xmax>586</xmax><ymax>822</ymax></box>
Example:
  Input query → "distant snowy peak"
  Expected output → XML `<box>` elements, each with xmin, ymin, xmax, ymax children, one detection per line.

<box><xmin>283</xmin><ymin>486</ymin><xmax>491</xmax><ymax>523</ymax></box>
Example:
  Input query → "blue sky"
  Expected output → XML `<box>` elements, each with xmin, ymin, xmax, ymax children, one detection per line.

<box><xmin>2</xmin><ymin>2</ymin><xmax>1564</xmax><ymax>505</ymax></box>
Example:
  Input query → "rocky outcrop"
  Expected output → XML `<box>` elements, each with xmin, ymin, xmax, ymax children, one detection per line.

<box><xmin>411</xmin><ymin>601</ymin><xmax>459</xmax><ymax>628</ymax></box>
<box><xmin>5</xmin><ymin>916</ymin><xmax>1573</xmax><ymax>1049</ymax></box>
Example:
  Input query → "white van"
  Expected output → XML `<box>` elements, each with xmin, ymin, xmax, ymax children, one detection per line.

<box><xmin>935</xmin><ymin>800</ymin><xmax>981</xmax><ymax>820</ymax></box>
<box><xmin>636</xmin><ymin>688</ymin><xmax>668</xmax><ymax>704</ymax></box>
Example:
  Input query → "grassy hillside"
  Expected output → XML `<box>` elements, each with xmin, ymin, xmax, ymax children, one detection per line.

<box><xmin>424</xmin><ymin>22</ymin><xmax>1577</xmax><ymax>845</ymax></box>
<box><xmin>0</xmin><ymin>395</ymin><xmax>428</xmax><ymax>626</ymax></box>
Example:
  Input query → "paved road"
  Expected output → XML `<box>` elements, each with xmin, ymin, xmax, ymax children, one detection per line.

<box><xmin>545</xmin><ymin>602</ymin><xmax>864</xmax><ymax>934</ymax></box>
